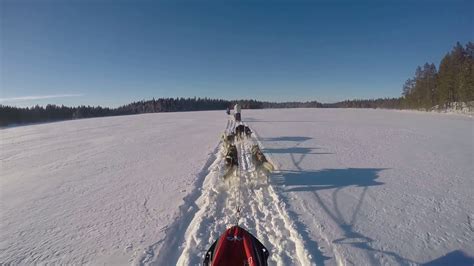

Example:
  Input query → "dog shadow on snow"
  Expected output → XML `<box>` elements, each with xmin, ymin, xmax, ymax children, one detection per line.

<box><xmin>262</xmin><ymin>135</ymin><xmax>416</xmax><ymax>264</ymax></box>
<box><xmin>264</xmin><ymin>147</ymin><xmax>332</xmax><ymax>155</ymax></box>
<box><xmin>275</xmin><ymin>168</ymin><xmax>385</xmax><ymax>192</ymax></box>
<box><xmin>422</xmin><ymin>250</ymin><xmax>474</xmax><ymax>266</ymax></box>
<box><xmin>266</xmin><ymin>136</ymin><xmax>473</xmax><ymax>265</ymax></box>
<box><xmin>262</xmin><ymin>136</ymin><xmax>312</xmax><ymax>142</ymax></box>
<box><xmin>274</xmin><ymin>167</ymin><xmax>406</xmax><ymax>264</ymax></box>
<box><xmin>259</xmin><ymin>135</ymin><xmax>474</xmax><ymax>265</ymax></box>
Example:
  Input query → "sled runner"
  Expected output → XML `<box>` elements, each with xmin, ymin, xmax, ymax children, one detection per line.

<box><xmin>203</xmin><ymin>225</ymin><xmax>269</xmax><ymax>266</ymax></box>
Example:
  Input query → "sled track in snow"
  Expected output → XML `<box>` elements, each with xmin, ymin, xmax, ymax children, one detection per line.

<box><xmin>138</xmin><ymin>144</ymin><xmax>221</xmax><ymax>266</ymax></box>
<box><xmin>172</xmin><ymin>118</ymin><xmax>314</xmax><ymax>265</ymax></box>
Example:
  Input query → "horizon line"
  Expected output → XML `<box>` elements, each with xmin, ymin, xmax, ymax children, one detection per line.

<box><xmin>0</xmin><ymin>95</ymin><xmax>402</xmax><ymax>109</ymax></box>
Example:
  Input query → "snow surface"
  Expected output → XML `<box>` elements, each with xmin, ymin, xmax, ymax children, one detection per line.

<box><xmin>244</xmin><ymin>109</ymin><xmax>474</xmax><ymax>266</ymax></box>
<box><xmin>0</xmin><ymin>112</ymin><xmax>223</xmax><ymax>265</ymax></box>
<box><xmin>1</xmin><ymin>108</ymin><xmax>473</xmax><ymax>265</ymax></box>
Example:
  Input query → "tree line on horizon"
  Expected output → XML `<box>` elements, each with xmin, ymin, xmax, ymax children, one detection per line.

<box><xmin>0</xmin><ymin>98</ymin><xmax>324</xmax><ymax>126</ymax></box>
<box><xmin>329</xmin><ymin>42</ymin><xmax>473</xmax><ymax>109</ymax></box>
<box><xmin>1</xmin><ymin>42</ymin><xmax>472</xmax><ymax>127</ymax></box>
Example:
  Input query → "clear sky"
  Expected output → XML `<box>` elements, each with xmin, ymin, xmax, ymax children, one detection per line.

<box><xmin>1</xmin><ymin>0</ymin><xmax>472</xmax><ymax>107</ymax></box>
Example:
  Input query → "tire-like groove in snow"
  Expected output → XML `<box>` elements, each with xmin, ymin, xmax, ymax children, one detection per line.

<box><xmin>175</xmin><ymin>120</ymin><xmax>314</xmax><ymax>265</ymax></box>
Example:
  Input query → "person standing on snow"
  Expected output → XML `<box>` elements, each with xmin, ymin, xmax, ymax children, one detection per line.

<box><xmin>234</xmin><ymin>103</ymin><xmax>241</xmax><ymax>122</ymax></box>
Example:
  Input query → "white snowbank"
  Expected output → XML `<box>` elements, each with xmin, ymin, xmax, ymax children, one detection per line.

<box><xmin>431</xmin><ymin>102</ymin><xmax>474</xmax><ymax>116</ymax></box>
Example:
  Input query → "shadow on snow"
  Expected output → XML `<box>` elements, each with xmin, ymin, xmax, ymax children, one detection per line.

<box><xmin>261</xmin><ymin>134</ymin><xmax>471</xmax><ymax>266</ymax></box>
<box><xmin>275</xmin><ymin>168</ymin><xmax>385</xmax><ymax>192</ymax></box>
<box><xmin>244</xmin><ymin>117</ymin><xmax>330</xmax><ymax>124</ymax></box>
<box><xmin>261</xmin><ymin>136</ymin><xmax>313</xmax><ymax>142</ymax></box>
<box><xmin>264</xmin><ymin>147</ymin><xmax>332</xmax><ymax>155</ymax></box>
<box><xmin>273</xmin><ymin>167</ymin><xmax>419</xmax><ymax>264</ymax></box>
<box><xmin>263</xmin><ymin>135</ymin><xmax>415</xmax><ymax>264</ymax></box>
<box><xmin>422</xmin><ymin>250</ymin><xmax>474</xmax><ymax>266</ymax></box>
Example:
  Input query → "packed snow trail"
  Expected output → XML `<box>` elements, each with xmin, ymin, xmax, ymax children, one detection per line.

<box><xmin>175</xmin><ymin>118</ymin><xmax>314</xmax><ymax>265</ymax></box>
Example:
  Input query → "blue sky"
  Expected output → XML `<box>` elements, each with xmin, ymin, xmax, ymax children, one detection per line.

<box><xmin>1</xmin><ymin>0</ymin><xmax>472</xmax><ymax>107</ymax></box>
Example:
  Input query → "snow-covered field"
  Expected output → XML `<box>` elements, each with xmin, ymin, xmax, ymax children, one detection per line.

<box><xmin>245</xmin><ymin>109</ymin><xmax>474</xmax><ymax>265</ymax></box>
<box><xmin>0</xmin><ymin>112</ymin><xmax>223</xmax><ymax>264</ymax></box>
<box><xmin>1</xmin><ymin>109</ymin><xmax>473</xmax><ymax>265</ymax></box>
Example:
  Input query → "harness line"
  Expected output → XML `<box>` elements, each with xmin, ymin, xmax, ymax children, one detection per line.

<box><xmin>235</xmin><ymin>121</ymin><xmax>244</xmax><ymax>226</ymax></box>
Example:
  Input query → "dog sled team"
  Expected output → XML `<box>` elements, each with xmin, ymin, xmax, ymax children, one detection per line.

<box><xmin>221</xmin><ymin>106</ymin><xmax>274</xmax><ymax>179</ymax></box>
<box><xmin>221</xmin><ymin>132</ymin><xmax>273</xmax><ymax>179</ymax></box>
<box><xmin>201</xmin><ymin>106</ymin><xmax>273</xmax><ymax>266</ymax></box>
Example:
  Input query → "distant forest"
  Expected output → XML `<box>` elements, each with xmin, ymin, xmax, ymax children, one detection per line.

<box><xmin>0</xmin><ymin>98</ymin><xmax>323</xmax><ymax>126</ymax></box>
<box><xmin>402</xmin><ymin>42</ymin><xmax>473</xmax><ymax>109</ymax></box>
<box><xmin>1</xmin><ymin>42</ymin><xmax>472</xmax><ymax>127</ymax></box>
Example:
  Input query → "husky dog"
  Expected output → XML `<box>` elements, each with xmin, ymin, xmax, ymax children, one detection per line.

<box><xmin>224</xmin><ymin>144</ymin><xmax>238</xmax><ymax>167</ymax></box>
<box><xmin>223</xmin><ymin>144</ymin><xmax>238</xmax><ymax>179</ymax></box>
<box><xmin>244</xmin><ymin>126</ymin><xmax>252</xmax><ymax>137</ymax></box>
<box><xmin>251</xmin><ymin>144</ymin><xmax>274</xmax><ymax>172</ymax></box>
<box><xmin>221</xmin><ymin>132</ymin><xmax>236</xmax><ymax>151</ymax></box>
<box><xmin>235</xmin><ymin>125</ymin><xmax>252</xmax><ymax>139</ymax></box>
